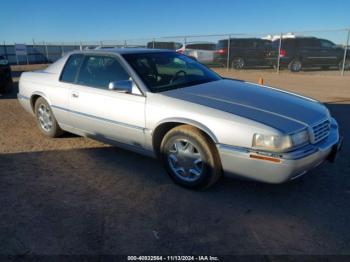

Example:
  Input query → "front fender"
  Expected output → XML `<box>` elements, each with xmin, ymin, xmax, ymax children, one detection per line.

<box><xmin>153</xmin><ymin>117</ymin><xmax>219</xmax><ymax>143</ymax></box>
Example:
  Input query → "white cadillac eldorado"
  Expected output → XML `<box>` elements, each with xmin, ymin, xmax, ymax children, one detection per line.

<box><xmin>18</xmin><ymin>49</ymin><xmax>342</xmax><ymax>189</ymax></box>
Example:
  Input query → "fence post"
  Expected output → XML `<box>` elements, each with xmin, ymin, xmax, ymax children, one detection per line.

<box><xmin>341</xmin><ymin>29</ymin><xmax>350</xmax><ymax>76</ymax></box>
<box><xmin>32</xmin><ymin>39</ymin><xmax>36</xmax><ymax>65</ymax></box>
<box><xmin>3</xmin><ymin>41</ymin><xmax>7</xmax><ymax>61</ymax></box>
<box><xmin>26</xmin><ymin>49</ymin><xmax>29</xmax><ymax>65</ymax></box>
<box><xmin>227</xmin><ymin>34</ymin><xmax>231</xmax><ymax>70</ymax></box>
<box><xmin>15</xmin><ymin>43</ymin><xmax>19</xmax><ymax>65</ymax></box>
<box><xmin>124</xmin><ymin>40</ymin><xmax>127</xmax><ymax>48</ymax></box>
<box><xmin>61</xmin><ymin>43</ymin><xmax>64</xmax><ymax>57</ymax></box>
<box><xmin>24</xmin><ymin>42</ymin><xmax>29</xmax><ymax>65</ymax></box>
<box><xmin>80</xmin><ymin>41</ymin><xmax>83</xmax><ymax>51</ymax></box>
<box><xmin>184</xmin><ymin>36</ymin><xmax>187</xmax><ymax>53</ymax></box>
<box><xmin>276</xmin><ymin>33</ymin><xmax>282</xmax><ymax>74</ymax></box>
<box><xmin>45</xmin><ymin>42</ymin><xmax>49</xmax><ymax>63</ymax></box>
<box><xmin>152</xmin><ymin>38</ymin><xmax>155</xmax><ymax>49</ymax></box>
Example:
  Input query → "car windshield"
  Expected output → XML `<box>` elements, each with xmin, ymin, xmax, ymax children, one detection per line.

<box><xmin>123</xmin><ymin>52</ymin><xmax>221</xmax><ymax>92</ymax></box>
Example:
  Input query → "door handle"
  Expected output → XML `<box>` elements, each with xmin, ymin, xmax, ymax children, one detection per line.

<box><xmin>71</xmin><ymin>92</ymin><xmax>79</xmax><ymax>98</ymax></box>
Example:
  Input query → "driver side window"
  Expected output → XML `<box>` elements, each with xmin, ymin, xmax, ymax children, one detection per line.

<box><xmin>77</xmin><ymin>55</ymin><xmax>130</xmax><ymax>89</ymax></box>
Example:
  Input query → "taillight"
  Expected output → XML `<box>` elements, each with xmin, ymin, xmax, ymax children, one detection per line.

<box><xmin>279</xmin><ymin>49</ymin><xmax>286</xmax><ymax>57</ymax></box>
<box><xmin>215</xmin><ymin>48</ymin><xmax>227</xmax><ymax>55</ymax></box>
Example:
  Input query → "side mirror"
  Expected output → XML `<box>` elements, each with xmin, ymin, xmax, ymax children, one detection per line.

<box><xmin>108</xmin><ymin>80</ymin><xmax>133</xmax><ymax>93</ymax></box>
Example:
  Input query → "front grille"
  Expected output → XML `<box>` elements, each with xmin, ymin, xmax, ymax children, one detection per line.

<box><xmin>311</xmin><ymin>119</ymin><xmax>331</xmax><ymax>143</ymax></box>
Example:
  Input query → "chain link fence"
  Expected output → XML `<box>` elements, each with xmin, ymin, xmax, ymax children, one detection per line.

<box><xmin>1</xmin><ymin>28</ymin><xmax>349</xmax><ymax>76</ymax></box>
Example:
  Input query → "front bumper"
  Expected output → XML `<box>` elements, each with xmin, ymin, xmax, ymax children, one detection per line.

<box><xmin>217</xmin><ymin>120</ymin><xmax>341</xmax><ymax>184</ymax></box>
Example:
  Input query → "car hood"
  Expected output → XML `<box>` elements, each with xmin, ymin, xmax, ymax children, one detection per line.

<box><xmin>162</xmin><ymin>79</ymin><xmax>328</xmax><ymax>134</ymax></box>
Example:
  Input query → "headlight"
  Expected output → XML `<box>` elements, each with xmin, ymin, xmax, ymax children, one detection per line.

<box><xmin>253</xmin><ymin>130</ymin><xmax>309</xmax><ymax>151</ymax></box>
<box><xmin>253</xmin><ymin>134</ymin><xmax>292</xmax><ymax>151</ymax></box>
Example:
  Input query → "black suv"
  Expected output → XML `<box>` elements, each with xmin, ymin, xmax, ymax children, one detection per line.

<box><xmin>146</xmin><ymin>41</ymin><xmax>183</xmax><ymax>50</ymax></box>
<box><xmin>266</xmin><ymin>37</ymin><xmax>348</xmax><ymax>72</ymax></box>
<box><xmin>0</xmin><ymin>55</ymin><xmax>12</xmax><ymax>93</ymax></box>
<box><xmin>214</xmin><ymin>38</ymin><xmax>272</xmax><ymax>69</ymax></box>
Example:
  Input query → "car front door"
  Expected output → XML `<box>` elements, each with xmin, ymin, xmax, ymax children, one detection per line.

<box><xmin>319</xmin><ymin>39</ymin><xmax>341</xmax><ymax>66</ymax></box>
<box><xmin>68</xmin><ymin>54</ymin><xmax>146</xmax><ymax>148</ymax></box>
<box><xmin>242</xmin><ymin>40</ymin><xmax>255</xmax><ymax>65</ymax></box>
<box><xmin>298</xmin><ymin>38</ymin><xmax>322</xmax><ymax>66</ymax></box>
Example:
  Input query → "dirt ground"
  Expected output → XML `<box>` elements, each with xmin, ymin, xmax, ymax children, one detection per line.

<box><xmin>0</xmin><ymin>65</ymin><xmax>349</xmax><ymax>256</ymax></box>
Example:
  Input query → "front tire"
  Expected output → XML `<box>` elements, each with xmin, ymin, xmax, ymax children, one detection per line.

<box><xmin>160</xmin><ymin>125</ymin><xmax>222</xmax><ymax>189</ymax></box>
<box><xmin>34</xmin><ymin>97</ymin><xmax>64</xmax><ymax>138</ymax></box>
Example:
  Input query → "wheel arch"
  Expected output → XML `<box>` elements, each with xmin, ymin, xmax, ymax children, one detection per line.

<box><xmin>30</xmin><ymin>92</ymin><xmax>52</xmax><ymax>113</ymax></box>
<box><xmin>151</xmin><ymin>118</ymin><xmax>219</xmax><ymax>156</ymax></box>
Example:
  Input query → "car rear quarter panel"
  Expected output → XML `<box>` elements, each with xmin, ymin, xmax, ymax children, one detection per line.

<box><xmin>19</xmin><ymin>70</ymin><xmax>69</xmax><ymax>125</ymax></box>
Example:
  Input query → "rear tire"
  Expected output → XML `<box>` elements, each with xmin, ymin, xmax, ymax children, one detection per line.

<box><xmin>232</xmin><ymin>57</ymin><xmax>245</xmax><ymax>69</ymax></box>
<box><xmin>34</xmin><ymin>97</ymin><xmax>64</xmax><ymax>138</ymax></box>
<box><xmin>288</xmin><ymin>59</ymin><xmax>302</xmax><ymax>72</ymax></box>
<box><xmin>160</xmin><ymin>125</ymin><xmax>222</xmax><ymax>190</ymax></box>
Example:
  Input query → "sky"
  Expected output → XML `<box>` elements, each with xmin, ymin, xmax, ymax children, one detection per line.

<box><xmin>1</xmin><ymin>0</ymin><xmax>349</xmax><ymax>44</ymax></box>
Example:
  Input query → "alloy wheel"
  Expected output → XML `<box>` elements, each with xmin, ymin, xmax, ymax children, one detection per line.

<box><xmin>233</xmin><ymin>58</ymin><xmax>244</xmax><ymax>69</ymax></box>
<box><xmin>37</xmin><ymin>104</ymin><xmax>53</xmax><ymax>132</ymax></box>
<box><xmin>167</xmin><ymin>139</ymin><xmax>203</xmax><ymax>182</ymax></box>
<box><xmin>291</xmin><ymin>61</ymin><xmax>302</xmax><ymax>71</ymax></box>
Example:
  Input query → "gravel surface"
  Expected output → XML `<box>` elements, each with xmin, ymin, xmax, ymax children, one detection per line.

<box><xmin>0</xmin><ymin>65</ymin><xmax>349</xmax><ymax>255</ymax></box>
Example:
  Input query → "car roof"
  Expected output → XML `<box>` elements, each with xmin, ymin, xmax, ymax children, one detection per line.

<box><xmin>273</xmin><ymin>37</ymin><xmax>318</xmax><ymax>42</ymax></box>
<box><xmin>185</xmin><ymin>41</ymin><xmax>216</xmax><ymax>45</ymax></box>
<box><xmin>70</xmin><ymin>48</ymin><xmax>174</xmax><ymax>55</ymax></box>
<box><xmin>219</xmin><ymin>38</ymin><xmax>269</xmax><ymax>41</ymax></box>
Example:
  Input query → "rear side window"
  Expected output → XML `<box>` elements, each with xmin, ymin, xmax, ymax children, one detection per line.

<box><xmin>147</xmin><ymin>42</ymin><xmax>182</xmax><ymax>50</ymax></box>
<box><xmin>273</xmin><ymin>39</ymin><xmax>296</xmax><ymax>49</ymax></box>
<box><xmin>282</xmin><ymin>39</ymin><xmax>296</xmax><ymax>49</ymax></box>
<box><xmin>259</xmin><ymin>40</ymin><xmax>272</xmax><ymax>48</ymax></box>
<box><xmin>186</xmin><ymin>44</ymin><xmax>216</xmax><ymax>50</ymax></box>
<box><xmin>231</xmin><ymin>40</ymin><xmax>242</xmax><ymax>47</ymax></box>
<box><xmin>299</xmin><ymin>38</ymin><xmax>320</xmax><ymax>48</ymax></box>
<box><xmin>60</xmin><ymin>54</ymin><xmax>83</xmax><ymax>83</ymax></box>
